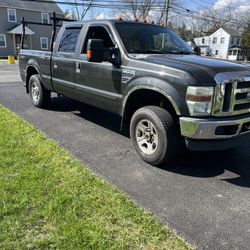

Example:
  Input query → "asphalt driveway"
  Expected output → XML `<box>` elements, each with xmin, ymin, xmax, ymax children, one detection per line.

<box><xmin>1</xmin><ymin>63</ymin><xmax>250</xmax><ymax>249</ymax></box>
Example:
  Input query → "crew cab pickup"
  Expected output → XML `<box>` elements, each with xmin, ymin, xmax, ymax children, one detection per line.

<box><xmin>19</xmin><ymin>20</ymin><xmax>250</xmax><ymax>166</ymax></box>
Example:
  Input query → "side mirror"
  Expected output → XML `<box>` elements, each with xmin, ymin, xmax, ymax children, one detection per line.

<box><xmin>105</xmin><ymin>47</ymin><xmax>121</xmax><ymax>67</ymax></box>
<box><xmin>193</xmin><ymin>46</ymin><xmax>201</xmax><ymax>55</ymax></box>
<box><xmin>87</xmin><ymin>39</ymin><xmax>104</xmax><ymax>63</ymax></box>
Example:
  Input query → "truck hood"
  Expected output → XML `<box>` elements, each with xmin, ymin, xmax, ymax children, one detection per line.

<box><xmin>139</xmin><ymin>54</ymin><xmax>250</xmax><ymax>85</ymax></box>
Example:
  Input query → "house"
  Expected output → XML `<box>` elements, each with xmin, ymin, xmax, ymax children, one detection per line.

<box><xmin>0</xmin><ymin>0</ymin><xmax>63</xmax><ymax>58</ymax></box>
<box><xmin>194</xmin><ymin>27</ymin><xmax>248</xmax><ymax>61</ymax></box>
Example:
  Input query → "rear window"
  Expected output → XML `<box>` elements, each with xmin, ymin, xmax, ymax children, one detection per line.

<box><xmin>58</xmin><ymin>27</ymin><xmax>82</xmax><ymax>53</ymax></box>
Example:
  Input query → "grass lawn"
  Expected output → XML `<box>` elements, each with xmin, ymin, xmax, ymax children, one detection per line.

<box><xmin>0</xmin><ymin>106</ymin><xmax>192</xmax><ymax>250</ymax></box>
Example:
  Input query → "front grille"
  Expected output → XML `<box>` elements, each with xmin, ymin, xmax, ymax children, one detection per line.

<box><xmin>213</xmin><ymin>76</ymin><xmax>250</xmax><ymax>116</ymax></box>
<box><xmin>233</xmin><ymin>79</ymin><xmax>250</xmax><ymax>113</ymax></box>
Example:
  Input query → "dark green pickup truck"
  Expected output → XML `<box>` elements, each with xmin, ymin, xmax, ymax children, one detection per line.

<box><xmin>19</xmin><ymin>20</ymin><xmax>250</xmax><ymax>166</ymax></box>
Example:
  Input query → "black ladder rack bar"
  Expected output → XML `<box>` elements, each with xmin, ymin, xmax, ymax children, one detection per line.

<box><xmin>20</xmin><ymin>12</ymin><xmax>76</xmax><ymax>50</ymax></box>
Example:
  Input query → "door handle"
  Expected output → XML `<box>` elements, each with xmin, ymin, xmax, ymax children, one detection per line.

<box><xmin>76</xmin><ymin>62</ymin><xmax>81</xmax><ymax>73</ymax></box>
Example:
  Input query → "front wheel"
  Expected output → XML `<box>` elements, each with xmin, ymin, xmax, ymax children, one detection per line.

<box><xmin>130</xmin><ymin>106</ymin><xmax>178</xmax><ymax>166</ymax></box>
<box><xmin>29</xmin><ymin>74</ymin><xmax>51</xmax><ymax>108</ymax></box>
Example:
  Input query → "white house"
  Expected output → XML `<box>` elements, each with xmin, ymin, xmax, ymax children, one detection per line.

<box><xmin>194</xmin><ymin>27</ymin><xmax>248</xmax><ymax>61</ymax></box>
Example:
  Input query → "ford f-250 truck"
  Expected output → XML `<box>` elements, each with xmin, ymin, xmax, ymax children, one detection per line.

<box><xmin>19</xmin><ymin>20</ymin><xmax>250</xmax><ymax>166</ymax></box>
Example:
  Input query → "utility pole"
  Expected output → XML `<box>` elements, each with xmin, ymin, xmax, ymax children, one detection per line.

<box><xmin>164</xmin><ymin>0</ymin><xmax>171</xmax><ymax>27</ymax></box>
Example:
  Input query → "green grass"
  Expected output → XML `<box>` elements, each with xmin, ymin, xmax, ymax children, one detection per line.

<box><xmin>0</xmin><ymin>105</ymin><xmax>192</xmax><ymax>250</ymax></box>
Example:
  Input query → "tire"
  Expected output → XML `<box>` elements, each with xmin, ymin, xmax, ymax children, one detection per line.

<box><xmin>29</xmin><ymin>74</ymin><xmax>51</xmax><ymax>108</ymax></box>
<box><xmin>130</xmin><ymin>106</ymin><xmax>178</xmax><ymax>166</ymax></box>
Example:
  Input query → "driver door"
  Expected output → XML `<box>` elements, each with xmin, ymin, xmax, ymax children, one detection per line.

<box><xmin>75</xmin><ymin>25</ymin><xmax>122</xmax><ymax>114</ymax></box>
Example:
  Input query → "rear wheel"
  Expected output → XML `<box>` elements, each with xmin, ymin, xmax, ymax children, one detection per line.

<box><xmin>29</xmin><ymin>74</ymin><xmax>51</xmax><ymax>108</ymax></box>
<box><xmin>130</xmin><ymin>106</ymin><xmax>178</xmax><ymax>166</ymax></box>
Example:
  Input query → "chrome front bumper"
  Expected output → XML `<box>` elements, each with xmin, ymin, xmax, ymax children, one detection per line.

<box><xmin>180</xmin><ymin>114</ymin><xmax>250</xmax><ymax>140</ymax></box>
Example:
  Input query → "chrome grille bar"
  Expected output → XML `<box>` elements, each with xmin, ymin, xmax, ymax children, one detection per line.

<box><xmin>213</xmin><ymin>76</ymin><xmax>250</xmax><ymax>116</ymax></box>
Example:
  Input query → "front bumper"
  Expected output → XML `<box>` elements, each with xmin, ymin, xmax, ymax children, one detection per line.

<box><xmin>180</xmin><ymin>114</ymin><xmax>250</xmax><ymax>140</ymax></box>
<box><xmin>180</xmin><ymin>114</ymin><xmax>250</xmax><ymax>150</ymax></box>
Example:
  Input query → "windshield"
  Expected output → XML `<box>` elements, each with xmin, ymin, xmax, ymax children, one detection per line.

<box><xmin>115</xmin><ymin>22</ymin><xmax>193</xmax><ymax>55</ymax></box>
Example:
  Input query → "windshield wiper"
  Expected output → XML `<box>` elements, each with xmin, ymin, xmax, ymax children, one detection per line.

<box><xmin>171</xmin><ymin>50</ymin><xmax>195</xmax><ymax>55</ymax></box>
<box><xmin>130</xmin><ymin>49</ymin><xmax>164</xmax><ymax>54</ymax></box>
<box><xmin>130</xmin><ymin>49</ymin><xmax>195</xmax><ymax>55</ymax></box>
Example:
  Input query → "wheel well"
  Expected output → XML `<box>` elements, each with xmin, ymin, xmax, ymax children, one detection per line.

<box><xmin>122</xmin><ymin>89</ymin><xmax>178</xmax><ymax>129</ymax></box>
<box><xmin>26</xmin><ymin>66</ymin><xmax>38</xmax><ymax>93</ymax></box>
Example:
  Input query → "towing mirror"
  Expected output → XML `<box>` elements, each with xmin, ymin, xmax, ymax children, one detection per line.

<box><xmin>193</xmin><ymin>46</ymin><xmax>201</xmax><ymax>55</ymax></box>
<box><xmin>87</xmin><ymin>39</ymin><xmax>104</xmax><ymax>63</ymax></box>
<box><xmin>105</xmin><ymin>47</ymin><xmax>121</xmax><ymax>67</ymax></box>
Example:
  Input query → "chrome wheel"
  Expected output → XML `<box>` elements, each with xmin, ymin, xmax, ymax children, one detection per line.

<box><xmin>31</xmin><ymin>81</ymin><xmax>40</xmax><ymax>102</ymax></box>
<box><xmin>135</xmin><ymin>119</ymin><xmax>159</xmax><ymax>155</ymax></box>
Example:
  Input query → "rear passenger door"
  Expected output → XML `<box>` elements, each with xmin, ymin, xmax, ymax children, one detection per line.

<box><xmin>52</xmin><ymin>24</ymin><xmax>82</xmax><ymax>99</ymax></box>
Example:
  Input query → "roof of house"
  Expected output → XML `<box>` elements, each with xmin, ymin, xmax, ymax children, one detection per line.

<box><xmin>0</xmin><ymin>0</ymin><xmax>63</xmax><ymax>14</ymax></box>
<box><xmin>222</xmin><ymin>27</ymin><xmax>241</xmax><ymax>37</ymax></box>
<box><xmin>6</xmin><ymin>24</ymin><xmax>35</xmax><ymax>35</ymax></box>
<box><xmin>229</xmin><ymin>45</ymin><xmax>244</xmax><ymax>50</ymax></box>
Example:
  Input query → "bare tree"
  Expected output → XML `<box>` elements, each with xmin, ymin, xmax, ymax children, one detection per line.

<box><xmin>65</xmin><ymin>0</ymin><xmax>93</xmax><ymax>21</ymax></box>
<box><xmin>189</xmin><ymin>3</ymin><xmax>249</xmax><ymax>36</ymax></box>
<box><xmin>116</xmin><ymin>0</ymin><xmax>178</xmax><ymax>24</ymax></box>
<box><xmin>242</xmin><ymin>17</ymin><xmax>250</xmax><ymax>59</ymax></box>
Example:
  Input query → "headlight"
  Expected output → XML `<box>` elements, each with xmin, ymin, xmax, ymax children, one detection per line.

<box><xmin>186</xmin><ymin>86</ymin><xmax>214</xmax><ymax>116</ymax></box>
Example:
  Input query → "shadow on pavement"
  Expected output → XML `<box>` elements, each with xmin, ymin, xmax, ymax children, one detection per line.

<box><xmin>166</xmin><ymin>149</ymin><xmax>250</xmax><ymax>188</ymax></box>
<box><xmin>49</xmin><ymin>96</ymin><xmax>250</xmax><ymax>188</ymax></box>
<box><xmin>50</xmin><ymin>96</ymin><xmax>128</xmax><ymax>136</ymax></box>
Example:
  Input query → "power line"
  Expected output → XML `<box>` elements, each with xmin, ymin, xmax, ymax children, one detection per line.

<box><xmin>15</xmin><ymin>0</ymin><xmax>246</xmax><ymax>26</ymax></box>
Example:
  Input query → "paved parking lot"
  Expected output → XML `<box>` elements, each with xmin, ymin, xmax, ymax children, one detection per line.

<box><xmin>1</xmin><ymin>64</ymin><xmax>250</xmax><ymax>249</ymax></box>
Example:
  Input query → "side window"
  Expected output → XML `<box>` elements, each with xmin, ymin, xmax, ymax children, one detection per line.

<box><xmin>82</xmin><ymin>26</ymin><xmax>115</xmax><ymax>54</ymax></box>
<box><xmin>40</xmin><ymin>37</ymin><xmax>48</xmax><ymax>50</ymax></box>
<box><xmin>58</xmin><ymin>27</ymin><xmax>82</xmax><ymax>53</ymax></box>
<box><xmin>0</xmin><ymin>34</ymin><xmax>7</xmax><ymax>48</ymax></box>
<box><xmin>8</xmin><ymin>9</ymin><xmax>17</xmax><ymax>23</ymax></box>
<box><xmin>41</xmin><ymin>13</ymin><xmax>49</xmax><ymax>24</ymax></box>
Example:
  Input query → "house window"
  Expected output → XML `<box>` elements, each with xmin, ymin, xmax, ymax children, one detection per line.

<box><xmin>215</xmin><ymin>50</ymin><xmax>218</xmax><ymax>55</ymax></box>
<box><xmin>233</xmin><ymin>50</ymin><xmax>237</xmax><ymax>55</ymax></box>
<box><xmin>220</xmin><ymin>37</ymin><xmax>225</xmax><ymax>44</ymax></box>
<box><xmin>229</xmin><ymin>50</ymin><xmax>232</xmax><ymax>55</ymax></box>
<box><xmin>202</xmin><ymin>38</ymin><xmax>205</xmax><ymax>44</ymax></box>
<box><xmin>212</xmin><ymin>37</ymin><xmax>217</xmax><ymax>44</ymax></box>
<box><xmin>231</xmin><ymin>37</ymin><xmax>234</xmax><ymax>44</ymax></box>
<box><xmin>0</xmin><ymin>34</ymin><xmax>7</xmax><ymax>48</ymax></box>
<box><xmin>236</xmin><ymin>37</ymin><xmax>240</xmax><ymax>45</ymax></box>
<box><xmin>8</xmin><ymin>9</ymin><xmax>17</xmax><ymax>22</ymax></box>
<box><xmin>41</xmin><ymin>13</ymin><xmax>49</xmax><ymax>24</ymax></box>
<box><xmin>40</xmin><ymin>37</ymin><xmax>48</xmax><ymax>50</ymax></box>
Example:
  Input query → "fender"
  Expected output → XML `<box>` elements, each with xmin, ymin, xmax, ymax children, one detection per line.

<box><xmin>120</xmin><ymin>76</ymin><xmax>189</xmax><ymax>118</ymax></box>
<box><xmin>25</xmin><ymin>60</ymin><xmax>41</xmax><ymax>93</ymax></box>
<box><xmin>26</xmin><ymin>59</ymin><xmax>54</xmax><ymax>92</ymax></box>
<box><xmin>26</xmin><ymin>59</ymin><xmax>41</xmax><ymax>76</ymax></box>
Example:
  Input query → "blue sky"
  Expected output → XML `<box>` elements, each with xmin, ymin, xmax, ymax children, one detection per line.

<box><xmin>180</xmin><ymin>0</ymin><xmax>218</xmax><ymax>11</ymax></box>
<box><xmin>58</xmin><ymin>0</ymin><xmax>249</xmax><ymax>19</ymax></box>
<box><xmin>58</xmin><ymin>0</ymin><xmax>219</xmax><ymax>15</ymax></box>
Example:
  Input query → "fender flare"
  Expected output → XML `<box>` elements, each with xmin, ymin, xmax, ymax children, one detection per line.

<box><xmin>120</xmin><ymin>76</ymin><xmax>188</xmax><ymax>118</ymax></box>
<box><xmin>25</xmin><ymin>60</ymin><xmax>42</xmax><ymax>93</ymax></box>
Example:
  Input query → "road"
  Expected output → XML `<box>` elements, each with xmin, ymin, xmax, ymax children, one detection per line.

<box><xmin>1</xmin><ymin>64</ymin><xmax>250</xmax><ymax>249</ymax></box>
